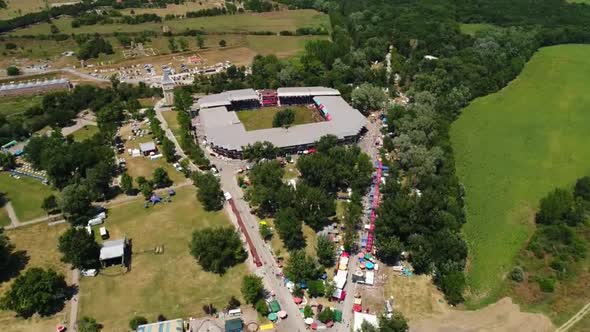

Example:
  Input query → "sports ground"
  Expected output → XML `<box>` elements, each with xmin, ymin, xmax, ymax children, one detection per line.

<box><xmin>451</xmin><ymin>44</ymin><xmax>590</xmax><ymax>305</ymax></box>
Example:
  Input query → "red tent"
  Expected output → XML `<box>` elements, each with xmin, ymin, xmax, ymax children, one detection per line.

<box><xmin>353</xmin><ymin>304</ymin><xmax>362</xmax><ymax>312</ymax></box>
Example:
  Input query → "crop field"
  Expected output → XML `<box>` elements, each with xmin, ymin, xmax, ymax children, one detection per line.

<box><xmin>80</xmin><ymin>186</ymin><xmax>248</xmax><ymax>330</ymax></box>
<box><xmin>237</xmin><ymin>106</ymin><xmax>323</xmax><ymax>131</ymax></box>
<box><xmin>0</xmin><ymin>0</ymin><xmax>70</xmax><ymax>20</ymax></box>
<box><xmin>451</xmin><ymin>44</ymin><xmax>590</xmax><ymax>305</ymax></box>
<box><xmin>9</xmin><ymin>10</ymin><xmax>329</xmax><ymax>36</ymax></box>
<box><xmin>119</xmin><ymin>1</ymin><xmax>223</xmax><ymax>16</ymax></box>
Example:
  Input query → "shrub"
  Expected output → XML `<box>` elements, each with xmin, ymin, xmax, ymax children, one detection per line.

<box><xmin>535</xmin><ymin>276</ymin><xmax>556</xmax><ymax>292</ymax></box>
<box><xmin>6</xmin><ymin>66</ymin><xmax>20</xmax><ymax>76</ymax></box>
<box><xmin>129</xmin><ymin>316</ymin><xmax>148</xmax><ymax>330</ymax></box>
<box><xmin>255</xmin><ymin>299</ymin><xmax>269</xmax><ymax>315</ymax></box>
<box><xmin>510</xmin><ymin>266</ymin><xmax>524</xmax><ymax>282</ymax></box>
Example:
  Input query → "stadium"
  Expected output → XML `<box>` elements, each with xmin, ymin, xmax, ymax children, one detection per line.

<box><xmin>194</xmin><ymin>87</ymin><xmax>367</xmax><ymax>159</ymax></box>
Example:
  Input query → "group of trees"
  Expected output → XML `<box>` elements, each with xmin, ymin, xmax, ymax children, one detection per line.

<box><xmin>519</xmin><ymin>176</ymin><xmax>590</xmax><ymax>291</ymax></box>
<box><xmin>76</xmin><ymin>35</ymin><xmax>114</xmax><ymax>60</ymax></box>
<box><xmin>192</xmin><ymin>172</ymin><xmax>224</xmax><ymax>211</ymax></box>
<box><xmin>174</xmin><ymin>90</ymin><xmax>210</xmax><ymax>168</ymax></box>
<box><xmin>272</xmin><ymin>108</ymin><xmax>295</xmax><ymax>128</ymax></box>
<box><xmin>189</xmin><ymin>227</ymin><xmax>247</xmax><ymax>274</ymax></box>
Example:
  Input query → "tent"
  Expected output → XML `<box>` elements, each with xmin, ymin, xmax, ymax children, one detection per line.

<box><xmin>333</xmin><ymin>310</ymin><xmax>343</xmax><ymax>323</ymax></box>
<box><xmin>269</xmin><ymin>300</ymin><xmax>281</xmax><ymax>313</ymax></box>
<box><xmin>268</xmin><ymin>313</ymin><xmax>277</xmax><ymax>321</ymax></box>
<box><xmin>150</xmin><ymin>194</ymin><xmax>161</xmax><ymax>204</ymax></box>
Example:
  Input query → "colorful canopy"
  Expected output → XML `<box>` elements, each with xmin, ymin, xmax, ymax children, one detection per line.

<box><xmin>268</xmin><ymin>313</ymin><xmax>277</xmax><ymax>321</ymax></box>
<box><xmin>278</xmin><ymin>311</ymin><xmax>287</xmax><ymax>318</ymax></box>
<box><xmin>269</xmin><ymin>300</ymin><xmax>281</xmax><ymax>313</ymax></box>
<box><xmin>304</xmin><ymin>318</ymin><xmax>314</xmax><ymax>325</ymax></box>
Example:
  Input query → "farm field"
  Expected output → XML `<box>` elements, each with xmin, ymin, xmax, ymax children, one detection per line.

<box><xmin>0</xmin><ymin>0</ymin><xmax>69</xmax><ymax>19</ymax></box>
<box><xmin>70</xmin><ymin>124</ymin><xmax>99</xmax><ymax>142</ymax></box>
<box><xmin>459</xmin><ymin>23</ymin><xmax>497</xmax><ymax>35</ymax></box>
<box><xmin>80</xmin><ymin>186</ymin><xmax>248</xmax><ymax>330</ymax></box>
<box><xmin>0</xmin><ymin>222</ymin><xmax>70</xmax><ymax>332</ymax></box>
<box><xmin>451</xmin><ymin>44</ymin><xmax>590</xmax><ymax>305</ymax></box>
<box><xmin>0</xmin><ymin>173</ymin><xmax>55</xmax><ymax>221</ymax></box>
<box><xmin>0</xmin><ymin>95</ymin><xmax>43</xmax><ymax>117</ymax></box>
<box><xmin>237</xmin><ymin>106</ymin><xmax>322</xmax><ymax>131</ymax></box>
<box><xmin>9</xmin><ymin>10</ymin><xmax>329</xmax><ymax>36</ymax></box>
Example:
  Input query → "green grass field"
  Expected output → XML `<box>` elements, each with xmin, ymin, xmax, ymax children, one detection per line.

<box><xmin>70</xmin><ymin>125</ymin><xmax>99</xmax><ymax>142</ymax></box>
<box><xmin>451</xmin><ymin>44</ymin><xmax>590</xmax><ymax>305</ymax></box>
<box><xmin>0</xmin><ymin>95</ymin><xmax>43</xmax><ymax>117</ymax></box>
<box><xmin>0</xmin><ymin>208</ymin><xmax>10</xmax><ymax>227</ymax></box>
<box><xmin>567</xmin><ymin>0</ymin><xmax>590</xmax><ymax>4</ymax></box>
<box><xmin>0</xmin><ymin>0</ymin><xmax>68</xmax><ymax>20</ymax></box>
<box><xmin>237</xmin><ymin>106</ymin><xmax>321</xmax><ymax>131</ymax></box>
<box><xmin>80</xmin><ymin>186</ymin><xmax>248</xmax><ymax>330</ymax></box>
<box><xmin>0</xmin><ymin>173</ymin><xmax>55</xmax><ymax>221</ymax></box>
<box><xmin>459</xmin><ymin>23</ymin><xmax>497</xmax><ymax>35</ymax></box>
<box><xmin>9</xmin><ymin>10</ymin><xmax>328</xmax><ymax>36</ymax></box>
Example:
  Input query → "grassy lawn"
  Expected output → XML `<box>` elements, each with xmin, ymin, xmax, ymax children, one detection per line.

<box><xmin>0</xmin><ymin>95</ymin><xmax>43</xmax><ymax>117</ymax></box>
<box><xmin>80</xmin><ymin>186</ymin><xmax>248</xmax><ymax>330</ymax></box>
<box><xmin>70</xmin><ymin>125</ymin><xmax>99</xmax><ymax>142</ymax></box>
<box><xmin>0</xmin><ymin>173</ymin><xmax>55</xmax><ymax>221</ymax></box>
<box><xmin>459</xmin><ymin>23</ymin><xmax>497</xmax><ymax>35</ymax></box>
<box><xmin>237</xmin><ymin>106</ymin><xmax>321</xmax><ymax>131</ymax></box>
<box><xmin>161</xmin><ymin>110</ymin><xmax>181</xmax><ymax>137</ymax></box>
<box><xmin>267</xmin><ymin>218</ymin><xmax>318</xmax><ymax>260</ymax></box>
<box><xmin>0</xmin><ymin>0</ymin><xmax>69</xmax><ymax>20</ymax></box>
<box><xmin>450</xmin><ymin>44</ymin><xmax>590</xmax><ymax>305</ymax></box>
<box><xmin>9</xmin><ymin>10</ymin><xmax>328</xmax><ymax>36</ymax></box>
<box><xmin>118</xmin><ymin>1</ymin><xmax>221</xmax><ymax>16</ymax></box>
<box><xmin>0</xmin><ymin>222</ymin><xmax>70</xmax><ymax>332</ymax></box>
<box><xmin>0</xmin><ymin>208</ymin><xmax>10</xmax><ymax>227</ymax></box>
<box><xmin>245</xmin><ymin>35</ymin><xmax>329</xmax><ymax>57</ymax></box>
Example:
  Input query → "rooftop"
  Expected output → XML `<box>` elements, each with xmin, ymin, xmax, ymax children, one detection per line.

<box><xmin>0</xmin><ymin>78</ymin><xmax>69</xmax><ymax>92</ymax></box>
<box><xmin>99</xmin><ymin>238</ymin><xmax>126</xmax><ymax>261</ymax></box>
<box><xmin>137</xmin><ymin>318</ymin><xmax>184</xmax><ymax>332</ymax></box>
<box><xmin>139</xmin><ymin>141</ymin><xmax>156</xmax><ymax>152</ymax></box>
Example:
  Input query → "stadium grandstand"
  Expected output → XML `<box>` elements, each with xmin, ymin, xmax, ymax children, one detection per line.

<box><xmin>194</xmin><ymin>87</ymin><xmax>366</xmax><ymax>158</ymax></box>
<box><xmin>0</xmin><ymin>78</ymin><xmax>71</xmax><ymax>97</ymax></box>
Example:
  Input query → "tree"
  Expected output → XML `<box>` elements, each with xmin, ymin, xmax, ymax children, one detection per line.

<box><xmin>61</xmin><ymin>183</ymin><xmax>92</xmax><ymax>226</ymax></box>
<box><xmin>140</xmin><ymin>181</ymin><xmax>153</xmax><ymax>199</ymax></box>
<box><xmin>536</xmin><ymin>188</ymin><xmax>577</xmax><ymax>225</ymax></box>
<box><xmin>219</xmin><ymin>39</ymin><xmax>227</xmax><ymax>47</ymax></box>
<box><xmin>41</xmin><ymin>195</ymin><xmax>59</xmax><ymax>214</ymax></box>
<box><xmin>0</xmin><ymin>152</ymin><xmax>16</xmax><ymax>170</ymax></box>
<box><xmin>376</xmin><ymin>236</ymin><xmax>403</xmax><ymax>264</ymax></box>
<box><xmin>255</xmin><ymin>299</ymin><xmax>268</xmax><ymax>315</ymax></box>
<box><xmin>0</xmin><ymin>268</ymin><xmax>68</xmax><ymax>317</ymax></box>
<box><xmin>161</xmin><ymin>137</ymin><xmax>176</xmax><ymax>162</ymax></box>
<box><xmin>196</xmin><ymin>34</ymin><xmax>205</xmax><ymax>49</ymax></box>
<box><xmin>510</xmin><ymin>266</ymin><xmax>524</xmax><ymax>282</ymax></box>
<box><xmin>58</xmin><ymin>227</ymin><xmax>100</xmax><ymax>269</ymax></box>
<box><xmin>275</xmin><ymin>208</ymin><xmax>305</xmax><ymax>251</ymax></box>
<box><xmin>272</xmin><ymin>108</ymin><xmax>295</xmax><ymax>128</ymax></box>
<box><xmin>259</xmin><ymin>223</ymin><xmax>273</xmax><ymax>240</ymax></box>
<box><xmin>242</xmin><ymin>141</ymin><xmax>278</xmax><ymax>162</ymax></box>
<box><xmin>284</xmin><ymin>250</ymin><xmax>319</xmax><ymax>282</ymax></box>
<box><xmin>294</xmin><ymin>184</ymin><xmax>335</xmax><ymax>230</ymax></box>
<box><xmin>316</xmin><ymin>235</ymin><xmax>335</xmax><ymax>267</ymax></box>
<box><xmin>152</xmin><ymin>167</ymin><xmax>172</xmax><ymax>188</ymax></box>
<box><xmin>241</xmin><ymin>275</ymin><xmax>264</xmax><ymax>304</ymax></box>
<box><xmin>178</xmin><ymin>37</ymin><xmax>189</xmax><ymax>52</ymax></box>
<box><xmin>379</xmin><ymin>313</ymin><xmax>409</xmax><ymax>332</ymax></box>
<box><xmin>193</xmin><ymin>172</ymin><xmax>224</xmax><ymax>211</ymax></box>
<box><xmin>189</xmin><ymin>227</ymin><xmax>247</xmax><ymax>274</ymax></box>
<box><xmin>174</xmin><ymin>89</ymin><xmax>193</xmax><ymax>112</ymax></box>
<box><xmin>6</xmin><ymin>66</ymin><xmax>20</xmax><ymax>76</ymax></box>
<box><xmin>351</xmin><ymin>83</ymin><xmax>387</xmax><ymax>115</ymax></box>
<box><xmin>307</xmin><ymin>280</ymin><xmax>325</xmax><ymax>297</ymax></box>
<box><xmin>0</xmin><ymin>228</ymin><xmax>14</xmax><ymax>273</ymax></box>
<box><xmin>50</xmin><ymin>24</ymin><xmax>60</xmax><ymax>34</ymax></box>
<box><xmin>121</xmin><ymin>172</ymin><xmax>134</xmax><ymax>195</ymax></box>
<box><xmin>227</xmin><ymin>296</ymin><xmax>241</xmax><ymax>310</ymax></box>
<box><xmin>78</xmin><ymin>316</ymin><xmax>100</xmax><ymax>332</ymax></box>
<box><xmin>574</xmin><ymin>176</ymin><xmax>590</xmax><ymax>201</ymax></box>
<box><xmin>85</xmin><ymin>161</ymin><xmax>113</xmax><ymax>200</ymax></box>
<box><xmin>129</xmin><ymin>316</ymin><xmax>148</xmax><ymax>330</ymax></box>
<box><xmin>438</xmin><ymin>270</ymin><xmax>465</xmax><ymax>305</ymax></box>
<box><xmin>168</xmin><ymin>37</ymin><xmax>178</xmax><ymax>53</ymax></box>
<box><xmin>324</xmin><ymin>281</ymin><xmax>336</xmax><ymax>300</ymax></box>
<box><xmin>303</xmin><ymin>305</ymin><xmax>313</xmax><ymax>318</ymax></box>
<box><xmin>318</xmin><ymin>307</ymin><xmax>334</xmax><ymax>323</ymax></box>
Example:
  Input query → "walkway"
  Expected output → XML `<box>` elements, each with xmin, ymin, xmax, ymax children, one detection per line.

<box><xmin>4</xmin><ymin>202</ymin><xmax>20</xmax><ymax>227</ymax></box>
<box><xmin>556</xmin><ymin>302</ymin><xmax>590</xmax><ymax>332</ymax></box>
<box><xmin>68</xmin><ymin>268</ymin><xmax>80</xmax><ymax>332</ymax></box>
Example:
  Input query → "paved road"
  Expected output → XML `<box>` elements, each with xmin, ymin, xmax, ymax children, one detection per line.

<box><xmin>61</xmin><ymin>118</ymin><xmax>98</xmax><ymax>136</ymax></box>
<box><xmin>68</xmin><ymin>268</ymin><xmax>80</xmax><ymax>332</ymax></box>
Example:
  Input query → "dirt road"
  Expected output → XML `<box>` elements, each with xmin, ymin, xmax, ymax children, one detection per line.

<box><xmin>410</xmin><ymin>297</ymin><xmax>554</xmax><ymax>332</ymax></box>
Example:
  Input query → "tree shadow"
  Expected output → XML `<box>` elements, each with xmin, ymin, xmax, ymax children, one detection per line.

<box><xmin>0</xmin><ymin>250</ymin><xmax>30</xmax><ymax>284</ymax></box>
<box><xmin>0</xmin><ymin>192</ymin><xmax>7</xmax><ymax>208</ymax></box>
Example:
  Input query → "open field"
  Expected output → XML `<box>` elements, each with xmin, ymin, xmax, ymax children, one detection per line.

<box><xmin>0</xmin><ymin>95</ymin><xmax>43</xmax><ymax>117</ymax></box>
<box><xmin>0</xmin><ymin>222</ymin><xmax>70</xmax><ymax>332</ymax></box>
<box><xmin>161</xmin><ymin>110</ymin><xmax>181</xmax><ymax>137</ymax></box>
<box><xmin>450</xmin><ymin>44</ymin><xmax>590</xmax><ymax>304</ymax></box>
<box><xmin>9</xmin><ymin>10</ymin><xmax>328</xmax><ymax>36</ymax></box>
<box><xmin>459</xmin><ymin>23</ymin><xmax>497</xmax><ymax>35</ymax></box>
<box><xmin>70</xmin><ymin>124</ymin><xmax>99</xmax><ymax>142</ymax></box>
<box><xmin>0</xmin><ymin>208</ymin><xmax>10</xmax><ymax>227</ymax></box>
<box><xmin>237</xmin><ymin>106</ymin><xmax>322</xmax><ymax>131</ymax></box>
<box><xmin>0</xmin><ymin>173</ymin><xmax>55</xmax><ymax>221</ymax></box>
<box><xmin>0</xmin><ymin>0</ymin><xmax>71</xmax><ymax>20</ymax></box>
<box><xmin>80</xmin><ymin>186</ymin><xmax>248</xmax><ymax>330</ymax></box>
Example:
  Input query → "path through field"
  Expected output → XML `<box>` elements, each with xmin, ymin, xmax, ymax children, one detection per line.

<box><xmin>556</xmin><ymin>302</ymin><xmax>590</xmax><ymax>332</ymax></box>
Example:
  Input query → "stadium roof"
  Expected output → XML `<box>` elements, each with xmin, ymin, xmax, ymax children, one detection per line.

<box><xmin>277</xmin><ymin>86</ymin><xmax>340</xmax><ymax>97</ymax></box>
<box><xmin>0</xmin><ymin>79</ymin><xmax>69</xmax><ymax>92</ymax></box>
<box><xmin>197</xmin><ymin>88</ymin><xmax>258</xmax><ymax>108</ymax></box>
<box><xmin>199</xmin><ymin>89</ymin><xmax>366</xmax><ymax>152</ymax></box>
<box><xmin>137</xmin><ymin>319</ymin><xmax>184</xmax><ymax>332</ymax></box>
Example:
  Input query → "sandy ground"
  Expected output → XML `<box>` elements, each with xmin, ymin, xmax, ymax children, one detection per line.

<box><xmin>410</xmin><ymin>297</ymin><xmax>554</xmax><ymax>332</ymax></box>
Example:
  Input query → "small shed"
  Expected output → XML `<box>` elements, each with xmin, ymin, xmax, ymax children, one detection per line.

<box><xmin>224</xmin><ymin>318</ymin><xmax>243</xmax><ymax>332</ymax></box>
<box><xmin>139</xmin><ymin>141</ymin><xmax>157</xmax><ymax>155</ymax></box>
<box><xmin>99</xmin><ymin>238</ymin><xmax>128</xmax><ymax>267</ymax></box>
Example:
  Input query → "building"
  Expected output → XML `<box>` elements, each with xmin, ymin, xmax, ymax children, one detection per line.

<box><xmin>0</xmin><ymin>79</ymin><xmax>70</xmax><ymax>97</ymax></box>
<box><xmin>195</xmin><ymin>87</ymin><xmax>366</xmax><ymax>158</ymax></box>
<box><xmin>99</xmin><ymin>238</ymin><xmax>128</xmax><ymax>267</ymax></box>
<box><xmin>137</xmin><ymin>318</ymin><xmax>184</xmax><ymax>332</ymax></box>
<box><xmin>162</xmin><ymin>70</ymin><xmax>175</xmax><ymax>106</ymax></box>
<box><xmin>139</xmin><ymin>141</ymin><xmax>157</xmax><ymax>156</ymax></box>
